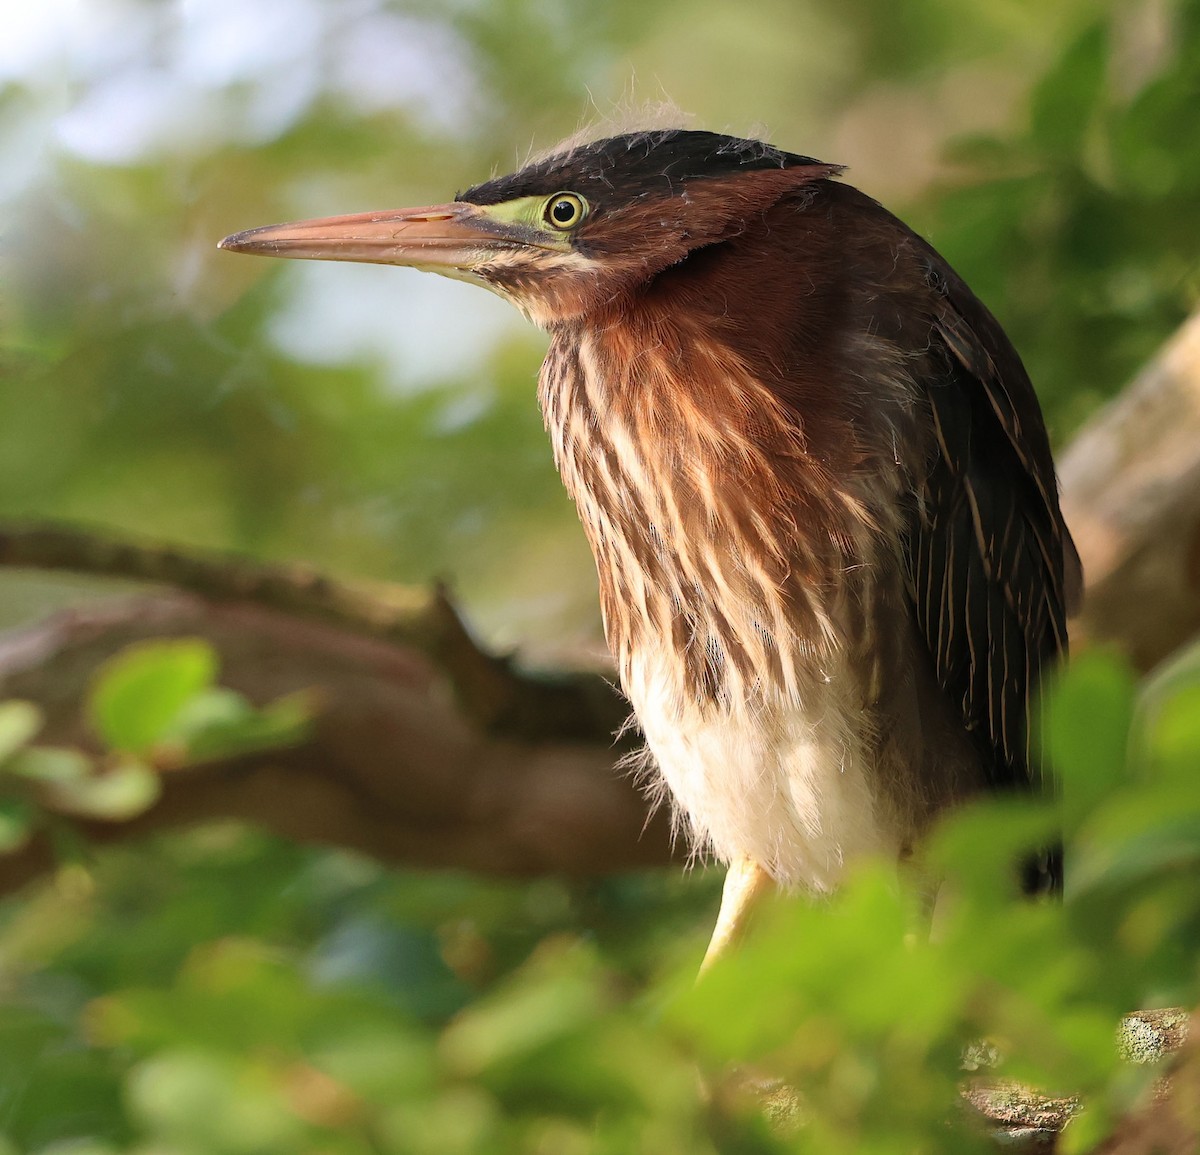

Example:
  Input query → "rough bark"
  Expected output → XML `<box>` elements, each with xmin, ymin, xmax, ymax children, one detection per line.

<box><xmin>1090</xmin><ymin>1011</ymin><xmax>1200</xmax><ymax>1154</ymax></box>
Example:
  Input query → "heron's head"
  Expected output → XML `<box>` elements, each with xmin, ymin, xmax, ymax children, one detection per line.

<box><xmin>219</xmin><ymin>129</ymin><xmax>842</xmax><ymax>328</ymax></box>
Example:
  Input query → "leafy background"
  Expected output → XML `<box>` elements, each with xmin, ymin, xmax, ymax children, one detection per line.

<box><xmin>1</xmin><ymin>0</ymin><xmax>1199</xmax><ymax>1150</ymax></box>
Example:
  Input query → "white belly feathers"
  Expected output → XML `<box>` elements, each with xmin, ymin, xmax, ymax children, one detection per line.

<box><xmin>625</xmin><ymin>644</ymin><xmax>900</xmax><ymax>890</ymax></box>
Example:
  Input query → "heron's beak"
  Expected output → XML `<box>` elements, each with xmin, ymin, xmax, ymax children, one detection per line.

<box><xmin>218</xmin><ymin>203</ymin><xmax>521</xmax><ymax>273</ymax></box>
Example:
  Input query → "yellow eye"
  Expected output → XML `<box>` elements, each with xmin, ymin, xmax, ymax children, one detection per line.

<box><xmin>544</xmin><ymin>192</ymin><xmax>587</xmax><ymax>230</ymax></box>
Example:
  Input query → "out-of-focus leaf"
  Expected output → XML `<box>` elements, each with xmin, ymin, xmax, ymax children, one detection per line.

<box><xmin>5</xmin><ymin>746</ymin><xmax>91</xmax><ymax>784</ymax></box>
<box><xmin>377</xmin><ymin>1086</ymin><xmax>500</xmax><ymax>1155</ymax></box>
<box><xmin>927</xmin><ymin>798</ymin><xmax>1060</xmax><ymax>904</ymax></box>
<box><xmin>88</xmin><ymin>640</ymin><xmax>217</xmax><ymax>755</ymax></box>
<box><xmin>1029</xmin><ymin>22</ymin><xmax>1108</xmax><ymax>155</ymax></box>
<box><xmin>1146</xmin><ymin>684</ymin><xmax>1200</xmax><ymax>784</ymax></box>
<box><xmin>1070</xmin><ymin>782</ymin><xmax>1200</xmax><ymax>896</ymax></box>
<box><xmin>439</xmin><ymin>942</ymin><xmax>605</xmax><ymax>1076</ymax></box>
<box><xmin>1042</xmin><ymin>652</ymin><xmax>1137</xmax><ymax>827</ymax></box>
<box><xmin>165</xmin><ymin>688</ymin><xmax>252</xmax><ymax>742</ymax></box>
<box><xmin>309</xmin><ymin>1030</ymin><xmax>436</xmax><ymax>1102</ymax></box>
<box><xmin>1059</xmin><ymin>1106</ymin><xmax>1117</xmax><ymax>1155</ymax></box>
<box><xmin>0</xmin><ymin>797</ymin><xmax>34</xmax><ymax>853</ymax></box>
<box><xmin>0</xmin><ymin>701</ymin><xmax>42</xmax><ymax>764</ymax></box>
<box><xmin>46</xmin><ymin>758</ymin><xmax>160</xmax><ymax>821</ymax></box>
<box><xmin>126</xmin><ymin>1048</ymin><xmax>307</xmax><ymax>1153</ymax></box>
<box><xmin>170</xmin><ymin>689</ymin><xmax>315</xmax><ymax>763</ymax></box>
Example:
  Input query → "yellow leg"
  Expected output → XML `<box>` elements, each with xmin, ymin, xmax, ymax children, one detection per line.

<box><xmin>699</xmin><ymin>855</ymin><xmax>775</xmax><ymax>976</ymax></box>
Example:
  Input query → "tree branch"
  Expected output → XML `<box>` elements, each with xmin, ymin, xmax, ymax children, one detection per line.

<box><xmin>0</xmin><ymin>523</ymin><xmax>628</xmax><ymax>741</ymax></box>
<box><xmin>1060</xmin><ymin>307</ymin><xmax>1200</xmax><ymax>671</ymax></box>
<box><xmin>0</xmin><ymin>593</ymin><xmax>674</xmax><ymax>896</ymax></box>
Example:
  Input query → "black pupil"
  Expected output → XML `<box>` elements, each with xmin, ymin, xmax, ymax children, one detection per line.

<box><xmin>551</xmin><ymin>198</ymin><xmax>577</xmax><ymax>225</ymax></box>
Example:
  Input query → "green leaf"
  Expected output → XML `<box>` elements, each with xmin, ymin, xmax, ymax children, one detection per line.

<box><xmin>165</xmin><ymin>688</ymin><xmax>313</xmax><ymax>763</ymax></box>
<box><xmin>168</xmin><ymin>687</ymin><xmax>255</xmax><ymax>739</ymax></box>
<box><xmin>1059</xmin><ymin>1104</ymin><xmax>1116</xmax><ymax>1155</ymax></box>
<box><xmin>46</xmin><ymin>758</ymin><xmax>161</xmax><ymax>821</ymax></box>
<box><xmin>0</xmin><ymin>700</ymin><xmax>42</xmax><ymax>764</ymax></box>
<box><xmin>126</xmin><ymin>1049</ymin><xmax>306</xmax><ymax>1151</ymax></box>
<box><xmin>1042</xmin><ymin>652</ymin><xmax>1137</xmax><ymax>827</ymax></box>
<box><xmin>310</xmin><ymin>1030</ymin><xmax>436</xmax><ymax>1102</ymax></box>
<box><xmin>1029</xmin><ymin>21</ymin><xmax>1108</xmax><ymax>155</ymax></box>
<box><xmin>1145</xmin><ymin>683</ymin><xmax>1200</xmax><ymax>784</ymax></box>
<box><xmin>180</xmin><ymin>691</ymin><xmax>314</xmax><ymax>762</ymax></box>
<box><xmin>5</xmin><ymin>746</ymin><xmax>91</xmax><ymax>784</ymax></box>
<box><xmin>1070</xmin><ymin>781</ymin><xmax>1200</xmax><ymax>897</ymax></box>
<box><xmin>927</xmin><ymin>798</ymin><xmax>1060</xmax><ymax>906</ymax></box>
<box><xmin>0</xmin><ymin>797</ymin><xmax>34</xmax><ymax>853</ymax></box>
<box><xmin>439</xmin><ymin>947</ymin><xmax>605</xmax><ymax>1076</ymax></box>
<box><xmin>88</xmin><ymin>639</ymin><xmax>218</xmax><ymax>755</ymax></box>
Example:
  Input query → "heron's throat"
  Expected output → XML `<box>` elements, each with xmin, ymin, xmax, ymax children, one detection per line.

<box><xmin>539</xmin><ymin>316</ymin><xmax>881</xmax><ymax>708</ymax></box>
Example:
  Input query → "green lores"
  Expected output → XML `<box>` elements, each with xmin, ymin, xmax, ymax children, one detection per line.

<box><xmin>474</xmin><ymin>191</ymin><xmax>591</xmax><ymax>239</ymax></box>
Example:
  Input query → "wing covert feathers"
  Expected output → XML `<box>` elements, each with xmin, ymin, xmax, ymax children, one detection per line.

<box><xmin>908</xmin><ymin>257</ymin><xmax>1080</xmax><ymax>790</ymax></box>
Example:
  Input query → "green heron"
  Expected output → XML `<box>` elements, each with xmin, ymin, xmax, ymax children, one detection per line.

<box><xmin>220</xmin><ymin>129</ymin><xmax>1081</xmax><ymax>969</ymax></box>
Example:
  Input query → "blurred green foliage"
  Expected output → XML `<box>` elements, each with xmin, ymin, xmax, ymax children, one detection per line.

<box><xmin>88</xmin><ymin>639</ymin><xmax>311</xmax><ymax>764</ymax></box>
<box><xmin>2</xmin><ymin>652</ymin><xmax>1199</xmax><ymax>1152</ymax></box>
<box><xmin>915</xmin><ymin>7</ymin><xmax>1200</xmax><ymax>434</ymax></box>
<box><xmin>0</xmin><ymin>640</ymin><xmax>311</xmax><ymax>854</ymax></box>
<box><xmin>2</xmin><ymin>0</ymin><xmax>1200</xmax><ymax>1150</ymax></box>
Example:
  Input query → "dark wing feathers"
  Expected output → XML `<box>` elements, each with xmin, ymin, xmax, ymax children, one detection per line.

<box><xmin>908</xmin><ymin>256</ymin><xmax>1080</xmax><ymax>791</ymax></box>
